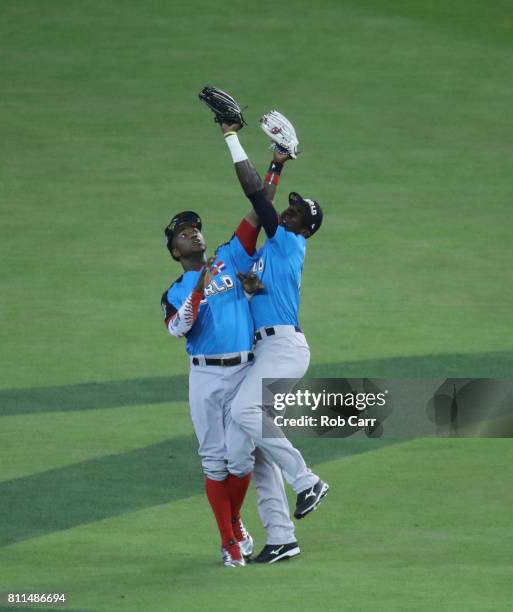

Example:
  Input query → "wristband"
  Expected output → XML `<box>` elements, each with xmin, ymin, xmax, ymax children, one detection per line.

<box><xmin>224</xmin><ymin>133</ymin><xmax>248</xmax><ymax>163</ymax></box>
<box><xmin>265</xmin><ymin>160</ymin><xmax>284</xmax><ymax>186</ymax></box>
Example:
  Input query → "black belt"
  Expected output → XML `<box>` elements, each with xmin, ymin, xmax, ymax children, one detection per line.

<box><xmin>255</xmin><ymin>326</ymin><xmax>302</xmax><ymax>342</ymax></box>
<box><xmin>192</xmin><ymin>353</ymin><xmax>254</xmax><ymax>367</ymax></box>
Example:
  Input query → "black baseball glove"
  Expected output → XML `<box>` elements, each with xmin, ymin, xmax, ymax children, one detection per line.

<box><xmin>198</xmin><ymin>86</ymin><xmax>247</xmax><ymax>126</ymax></box>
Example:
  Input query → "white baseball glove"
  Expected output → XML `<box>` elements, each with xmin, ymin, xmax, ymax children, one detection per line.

<box><xmin>260</xmin><ymin>110</ymin><xmax>300</xmax><ymax>159</ymax></box>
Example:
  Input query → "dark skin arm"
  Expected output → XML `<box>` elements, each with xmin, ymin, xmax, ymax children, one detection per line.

<box><xmin>220</xmin><ymin>122</ymin><xmax>289</xmax><ymax>228</ymax></box>
<box><xmin>220</xmin><ymin>122</ymin><xmax>288</xmax><ymax>293</ymax></box>
<box><xmin>263</xmin><ymin>151</ymin><xmax>288</xmax><ymax>203</ymax></box>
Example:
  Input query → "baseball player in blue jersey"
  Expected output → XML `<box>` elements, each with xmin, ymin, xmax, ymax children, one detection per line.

<box><xmin>161</xmin><ymin>144</ymin><xmax>300</xmax><ymax>565</ymax></box>
<box><xmin>219</xmin><ymin>118</ymin><xmax>330</xmax><ymax>564</ymax></box>
<box><xmin>161</xmin><ymin>212</ymin><xmax>255</xmax><ymax>567</ymax></box>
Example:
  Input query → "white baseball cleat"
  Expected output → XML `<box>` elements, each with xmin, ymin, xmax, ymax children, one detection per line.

<box><xmin>221</xmin><ymin>541</ymin><xmax>246</xmax><ymax>567</ymax></box>
<box><xmin>236</xmin><ymin>520</ymin><xmax>254</xmax><ymax>558</ymax></box>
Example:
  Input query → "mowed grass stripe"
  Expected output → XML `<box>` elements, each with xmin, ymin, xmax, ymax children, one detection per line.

<box><xmin>1</xmin><ymin>439</ymin><xmax>511</xmax><ymax>612</ymax></box>
<box><xmin>0</xmin><ymin>375</ymin><xmax>189</xmax><ymax>416</ymax></box>
<box><xmin>0</xmin><ymin>403</ymin><xmax>191</xmax><ymax>483</ymax></box>
<box><xmin>0</xmin><ymin>425</ymin><xmax>397</xmax><ymax>547</ymax></box>
<box><xmin>3</xmin><ymin>348</ymin><xmax>513</xmax><ymax>477</ymax></box>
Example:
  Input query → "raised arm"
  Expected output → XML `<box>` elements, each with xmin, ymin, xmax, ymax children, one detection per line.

<box><xmin>221</xmin><ymin>123</ymin><xmax>287</xmax><ymax>238</ymax></box>
<box><xmin>232</xmin><ymin>151</ymin><xmax>287</xmax><ymax>232</ymax></box>
<box><xmin>264</xmin><ymin>152</ymin><xmax>288</xmax><ymax>203</ymax></box>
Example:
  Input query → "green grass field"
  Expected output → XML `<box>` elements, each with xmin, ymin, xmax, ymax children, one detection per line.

<box><xmin>1</xmin><ymin>1</ymin><xmax>513</xmax><ymax>610</ymax></box>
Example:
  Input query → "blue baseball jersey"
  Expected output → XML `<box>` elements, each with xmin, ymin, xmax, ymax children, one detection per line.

<box><xmin>249</xmin><ymin>225</ymin><xmax>306</xmax><ymax>329</ymax></box>
<box><xmin>162</xmin><ymin>235</ymin><xmax>255</xmax><ymax>355</ymax></box>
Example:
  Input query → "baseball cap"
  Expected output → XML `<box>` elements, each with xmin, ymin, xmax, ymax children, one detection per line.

<box><xmin>164</xmin><ymin>211</ymin><xmax>202</xmax><ymax>248</ymax></box>
<box><xmin>288</xmin><ymin>192</ymin><xmax>323</xmax><ymax>236</ymax></box>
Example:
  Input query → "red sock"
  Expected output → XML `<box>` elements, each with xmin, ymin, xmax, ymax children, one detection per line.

<box><xmin>205</xmin><ymin>478</ymin><xmax>239</xmax><ymax>555</ymax></box>
<box><xmin>226</xmin><ymin>473</ymin><xmax>251</xmax><ymax>540</ymax></box>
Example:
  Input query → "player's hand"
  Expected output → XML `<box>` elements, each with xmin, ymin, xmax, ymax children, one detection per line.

<box><xmin>273</xmin><ymin>149</ymin><xmax>291</xmax><ymax>164</ymax></box>
<box><xmin>220</xmin><ymin>122</ymin><xmax>243</xmax><ymax>134</ymax></box>
<box><xmin>194</xmin><ymin>257</ymin><xmax>215</xmax><ymax>292</ymax></box>
<box><xmin>237</xmin><ymin>271</ymin><xmax>264</xmax><ymax>295</ymax></box>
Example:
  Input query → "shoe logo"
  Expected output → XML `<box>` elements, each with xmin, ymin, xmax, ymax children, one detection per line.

<box><xmin>270</xmin><ymin>545</ymin><xmax>284</xmax><ymax>556</ymax></box>
<box><xmin>304</xmin><ymin>488</ymin><xmax>316</xmax><ymax>499</ymax></box>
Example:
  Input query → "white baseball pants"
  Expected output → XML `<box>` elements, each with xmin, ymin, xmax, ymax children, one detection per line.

<box><xmin>188</xmin><ymin>357</ymin><xmax>296</xmax><ymax>544</ymax></box>
<box><xmin>229</xmin><ymin>328</ymin><xmax>319</xmax><ymax>494</ymax></box>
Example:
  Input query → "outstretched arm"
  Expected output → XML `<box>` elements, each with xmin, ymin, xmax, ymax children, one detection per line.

<box><xmin>264</xmin><ymin>151</ymin><xmax>289</xmax><ymax>203</ymax></box>
<box><xmin>233</xmin><ymin>150</ymin><xmax>287</xmax><ymax>230</ymax></box>
<box><xmin>221</xmin><ymin>123</ymin><xmax>287</xmax><ymax>238</ymax></box>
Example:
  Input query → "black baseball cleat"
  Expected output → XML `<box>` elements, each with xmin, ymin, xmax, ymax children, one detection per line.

<box><xmin>250</xmin><ymin>542</ymin><xmax>301</xmax><ymax>564</ymax></box>
<box><xmin>294</xmin><ymin>479</ymin><xmax>330</xmax><ymax>519</ymax></box>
